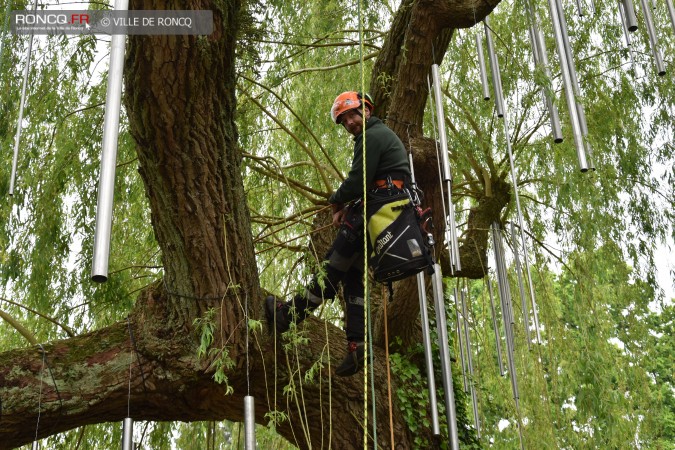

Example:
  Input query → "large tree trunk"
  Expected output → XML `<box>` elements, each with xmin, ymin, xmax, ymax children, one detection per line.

<box><xmin>0</xmin><ymin>0</ymin><xmax>504</xmax><ymax>448</ymax></box>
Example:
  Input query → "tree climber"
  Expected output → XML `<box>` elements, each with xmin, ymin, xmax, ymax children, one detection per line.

<box><xmin>265</xmin><ymin>91</ymin><xmax>412</xmax><ymax>377</ymax></box>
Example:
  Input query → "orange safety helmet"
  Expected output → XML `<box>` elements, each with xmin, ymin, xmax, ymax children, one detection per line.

<box><xmin>330</xmin><ymin>91</ymin><xmax>374</xmax><ymax>124</ymax></box>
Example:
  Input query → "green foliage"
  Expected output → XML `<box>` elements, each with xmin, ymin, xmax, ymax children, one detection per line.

<box><xmin>1</xmin><ymin>0</ymin><xmax>674</xmax><ymax>447</ymax></box>
<box><xmin>194</xmin><ymin>308</ymin><xmax>235</xmax><ymax>393</ymax></box>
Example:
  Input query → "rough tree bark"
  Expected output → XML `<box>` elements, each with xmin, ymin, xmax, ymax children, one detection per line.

<box><xmin>0</xmin><ymin>0</ymin><xmax>504</xmax><ymax>448</ymax></box>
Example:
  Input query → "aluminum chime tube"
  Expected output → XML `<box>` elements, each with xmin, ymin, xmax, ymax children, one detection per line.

<box><xmin>461</xmin><ymin>289</ymin><xmax>481</xmax><ymax>439</ymax></box>
<box><xmin>487</xmin><ymin>277</ymin><xmax>505</xmax><ymax>376</ymax></box>
<box><xmin>408</xmin><ymin>151</ymin><xmax>441</xmax><ymax>436</ymax></box>
<box><xmin>454</xmin><ymin>288</ymin><xmax>468</xmax><ymax>392</ymax></box>
<box><xmin>525</xmin><ymin>4</ymin><xmax>563</xmax><ymax>143</ymax></box>
<box><xmin>417</xmin><ymin>272</ymin><xmax>441</xmax><ymax>436</ymax></box>
<box><xmin>476</xmin><ymin>31</ymin><xmax>491</xmax><ymax>101</ymax></box>
<box><xmin>92</xmin><ymin>0</ymin><xmax>130</xmax><ymax>282</ymax></box>
<box><xmin>510</xmin><ymin>222</ymin><xmax>532</xmax><ymax>349</ymax></box>
<box><xmin>622</xmin><ymin>0</ymin><xmax>639</xmax><ymax>31</ymax></box>
<box><xmin>639</xmin><ymin>0</ymin><xmax>666</xmax><ymax>76</ymax></box>
<box><xmin>431</xmin><ymin>64</ymin><xmax>461</xmax><ymax>273</ymax></box>
<box><xmin>9</xmin><ymin>0</ymin><xmax>38</xmax><ymax>196</ymax></box>
<box><xmin>431</xmin><ymin>264</ymin><xmax>460</xmax><ymax>450</ymax></box>
<box><xmin>576</xmin><ymin>0</ymin><xmax>585</xmax><ymax>16</ymax></box>
<box><xmin>667</xmin><ymin>0</ymin><xmax>675</xmax><ymax>35</ymax></box>
<box><xmin>122</xmin><ymin>417</ymin><xmax>134</xmax><ymax>450</ymax></box>
<box><xmin>483</xmin><ymin>18</ymin><xmax>505</xmax><ymax>118</ymax></box>
<box><xmin>555</xmin><ymin>0</ymin><xmax>594</xmax><ymax>170</ymax></box>
<box><xmin>483</xmin><ymin>23</ymin><xmax>544</xmax><ymax>344</ymax></box>
<box><xmin>546</xmin><ymin>0</ymin><xmax>589</xmax><ymax>171</ymax></box>
<box><xmin>244</xmin><ymin>395</ymin><xmax>256</xmax><ymax>449</ymax></box>
<box><xmin>535</xmin><ymin>28</ymin><xmax>564</xmax><ymax>143</ymax></box>
<box><xmin>491</xmin><ymin>223</ymin><xmax>520</xmax><ymax>408</ymax></box>
<box><xmin>619</xmin><ymin>2</ymin><xmax>637</xmax><ymax>67</ymax></box>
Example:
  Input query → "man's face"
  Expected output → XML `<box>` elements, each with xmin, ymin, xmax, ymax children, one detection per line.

<box><xmin>340</xmin><ymin>108</ymin><xmax>370</xmax><ymax>136</ymax></box>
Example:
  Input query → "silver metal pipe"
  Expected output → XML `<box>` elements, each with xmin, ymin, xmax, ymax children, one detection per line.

<box><xmin>547</xmin><ymin>0</ymin><xmax>588</xmax><ymax>171</ymax></box>
<box><xmin>618</xmin><ymin>2</ymin><xmax>637</xmax><ymax>67</ymax></box>
<box><xmin>476</xmin><ymin>32</ymin><xmax>491</xmax><ymax>101</ymax></box>
<box><xmin>576</xmin><ymin>0</ymin><xmax>585</xmax><ymax>16</ymax></box>
<box><xmin>495</xmin><ymin>70</ymin><xmax>542</xmax><ymax>344</ymax></box>
<box><xmin>622</xmin><ymin>0</ymin><xmax>639</xmax><ymax>31</ymax></box>
<box><xmin>427</xmin><ymin>75</ymin><xmax>455</xmax><ymax>278</ymax></box>
<box><xmin>533</xmin><ymin>25</ymin><xmax>563</xmax><ymax>143</ymax></box>
<box><xmin>416</xmin><ymin>273</ymin><xmax>441</xmax><ymax>435</ymax></box>
<box><xmin>454</xmin><ymin>287</ymin><xmax>468</xmax><ymax>392</ymax></box>
<box><xmin>555</xmin><ymin>0</ymin><xmax>590</xmax><ymax>140</ymax></box>
<box><xmin>122</xmin><ymin>417</ymin><xmax>134</xmax><ymax>450</ymax></box>
<box><xmin>431</xmin><ymin>65</ymin><xmax>461</xmax><ymax>272</ymax></box>
<box><xmin>491</xmin><ymin>224</ymin><xmax>521</xmax><ymax>407</ymax></box>
<box><xmin>461</xmin><ymin>289</ymin><xmax>481</xmax><ymax>438</ymax></box>
<box><xmin>431</xmin><ymin>265</ymin><xmax>459</xmax><ymax>450</ymax></box>
<box><xmin>510</xmin><ymin>222</ymin><xmax>532</xmax><ymax>349</ymax></box>
<box><xmin>442</xmin><ymin>179</ymin><xmax>461</xmax><ymax>273</ymax></box>
<box><xmin>431</xmin><ymin>64</ymin><xmax>452</xmax><ymax>184</ymax></box>
<box><xmin>92</xmin><ymin>0</ymin><xmax>130</xmax><ymax>282</ymax></box>
<box><xmin>667</xmin><ymin>0</ymin><xmax>675</xmax><ymax>36</ymax></box>
<box><xmin>9</xmin><ymin>0</ymin><xmax>39</xmax><ymax>196</ymax></box>
<box><xmin>483</xmin><ymin>18</ymin><xmax>505</xmax><ymax>118</ymax></box>
<box><xmin>244</xmin><ymin>395</ymin><xmax>256</xmax><ymax>449</ymax></box>
<box><xmin>487</xmin><ymin>277</ymin><xmax>505</xmax><ymax>376</ymax></box>
<box><xmin>640</xmin><ymin>0</ymin><xmax>666</xmax><ymax>76</ymax></box>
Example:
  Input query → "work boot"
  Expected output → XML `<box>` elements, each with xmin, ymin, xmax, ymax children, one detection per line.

<box><xmin>335</xmin><ymin>341</ymin><xmax>365</xmax><ymax>377</ymax></box>
<box><xmin>265</xmin><ymin>294</ymin><xmax>312</xmax><ymax>334</ymax></box>
<box><xmin>265</xmin><ymin>295</ymin><xmax>291</xmax><ymax>333</ymax></box>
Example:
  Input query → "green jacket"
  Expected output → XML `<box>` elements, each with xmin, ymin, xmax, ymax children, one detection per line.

<box><xmin>329</xmin><ymin>116</ymin><xmax>411</xmax><ymax>205</ymax></box>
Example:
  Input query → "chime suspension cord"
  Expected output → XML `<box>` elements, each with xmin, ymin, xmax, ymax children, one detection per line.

<box><xmin>34</xmin><ymin>344</ymin><xmax>46</xmax><ymax>445</ymax></box>
<box><xmin>10</xmin><ymin>0</ymin><xmax>39</xmax><ymax>196</ymax></box>
<box><xmin>357</xmin><ymin>0</ymin><xmax>378</xmax><ymax>446</ymax></box>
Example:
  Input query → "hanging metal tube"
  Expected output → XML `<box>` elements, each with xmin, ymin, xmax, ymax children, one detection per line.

<box><xmin>476</xmin><ymin>31</ymin><xmax>491</xmax><ymax>101</ymax></box>
<box><xmin>532</xmin><ymin>23</ymin><xmax>563</xmax><ymax>143</ymax></box>
<box><xmin>454</xmin><ymin>288</ymin><xmax>468</xmax><ymax>392</ymax></box>
<box><xmin>667</xmin><ymin>0</ymin><xmax>675</xmax><ymax>36</ymax></box>
<box><xmin>618</xmin><ymin>2</ymin><xmax>637</xmax><ymax>67</ymax></box>
<box><xmin>416</xmin><ymin>273</ymin><xmax>441</xmax><ymax>435</ymax></box>
<box><xmin>491</xmin><ymin>224</ymin><xmax>521</xmax><ymax>407</ymax></box>
<box><xmin>510</xmin><ymin>222</ymin><xmax>532</xmax><ymax>349</ymax></box>
<box><xmin>489</xmin><ymin>52</ymin><xmax>543</xmax><ymax>346</ymax></box>
<box><xmin>484</xmin><ymin>17</ymin><xmax>505</xmax><ymax>118</ymax></box>
<box><xmin>122</xmin><ymin>417</ymin><xmax>134</xmax><ymax>450</ymax></box>
<box><xmin>409</xmin><ymin>152</ymin><xmax>438</xmax><ymax>436</ymax></box>
<box><xmin>555</xmin><ymin>0</ymin><xmax>590</xmax><ymax>140</ymax></box>
<box><xmin>639</xmin><ymin>0</ymin><xmax>666</xmax><ymax>76</ymax></box>
<box><xmin>547</xmin><ymin>0</ymin><xmax>588</xmax><ymax>171</ymax></box>
<box><xmin>576</xmin><ymin>0</ymin><xmax>585</xmax><ymax>16</ymax></box>
<box><xmin>431</xmin><ymin>264</ymin><xmax>459</xmax><ymax>450</ymax></box>
<box><xmin>535</xmin><ymin>36</ymin><xmax>564</xmax><ymax>143</ymax></box>
<box><xmin>431</xmin><ymin>65</ymin><xmax>451</xmax><ymax>184</ymax></box>
<box><xmin>244</xmin><ymin>395</ymin><xmax>256</xmax><ymax>449</ymax></box>
<box><xmin>9</xmin><ymin>0</ymin><xmax>38</xmax><ymax>196</ymax></box>
<box><xmin>622</xmin><ymin>0</ymin><xmax>639</xmax><ymax>31</ymax></box>
<box><xmin>487</xmin><ymin>277</ymin><xmax>505</xmax><ymax>376</ymax></box>
<box><xmin>461</xmin><ymin>289</ymin><xmax>481</xmax><ymax>438</ymax></box>
<box><xmin>431</xmin><ymin>64</ymin><xmax>461</xmax><ymax>272</ymax></box>
<box><xmin>92</xmin><ymin>0</ymin><xmax>129</xmax><ymax>282</ymax></box>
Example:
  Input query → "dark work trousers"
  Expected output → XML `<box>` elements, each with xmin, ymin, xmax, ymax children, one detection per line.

<box><xmin>305</xmin><ymin>202</ymin><xmax>366</xmax><ymax>343</ymax></box>
<box><xmin>305</xmin><ymin>187</ymin><xmax>405</xmax><ymax>342</ymax></box>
